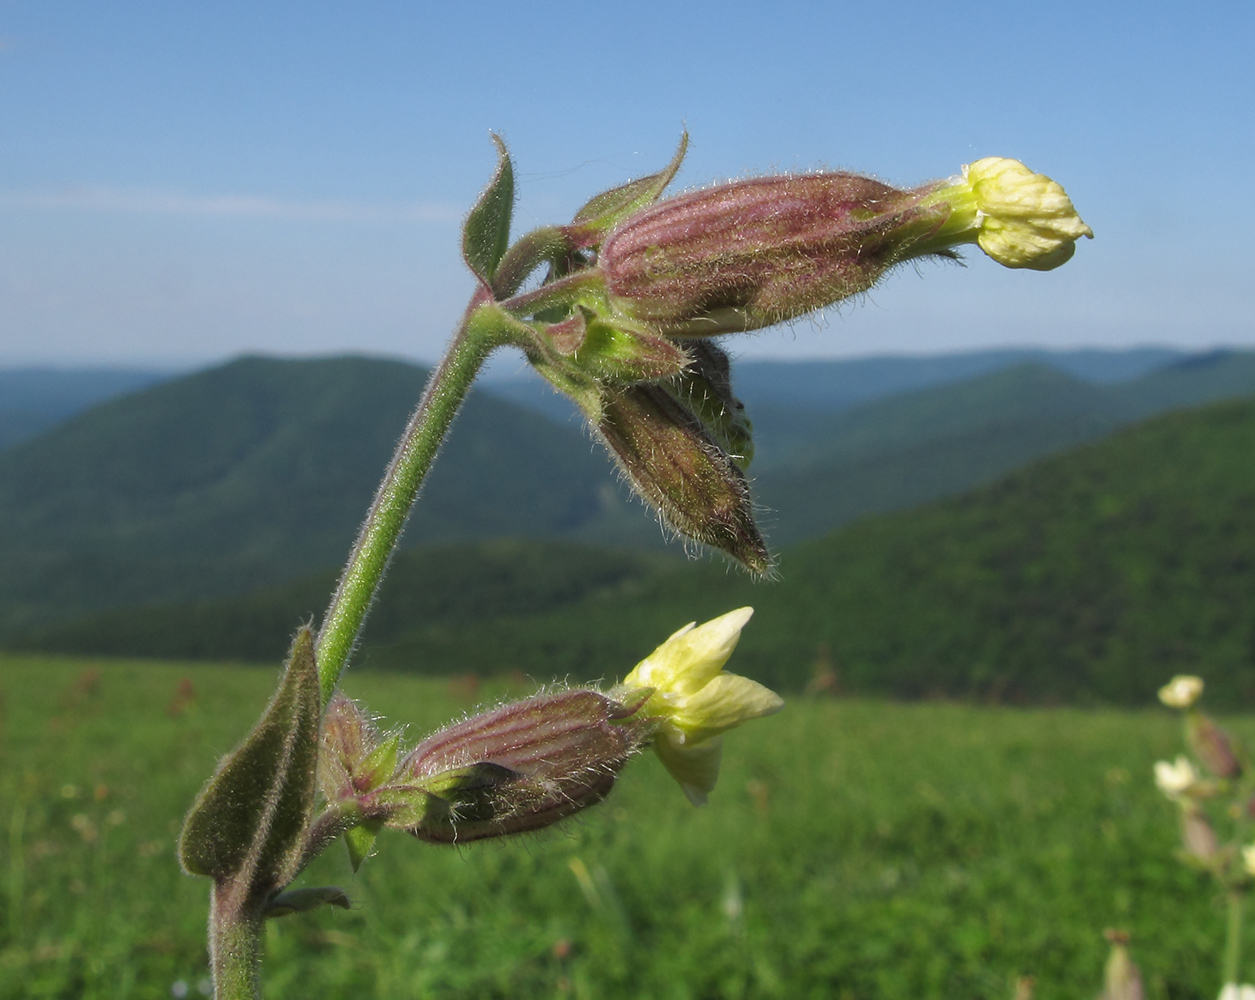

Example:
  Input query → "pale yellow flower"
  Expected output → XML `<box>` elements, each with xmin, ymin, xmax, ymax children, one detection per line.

<box><xmin>923</xmin><ymin>157</ymin><xmax>1093</xmax><ymax>271</ymax></box>
<box><xmin>1154</xmin><ymin>755</ymin><xmax>1199</xmax><ymax>800</ymax></box>
<box><xmin>963</xmin><ymin>157</ymin><xmax>1094</xmax><ymax>269</ymax></box>
<box><xmin>1242</xmin><ymin>844</ymin><xmax>1255</xmax><ymax>879</ymax></box>
<box><xmin>1159</xmin><ymin>675</ymin><xmax>1204</xmax><ymax>710</ymax></box>
<box><xmin>620</xmin><ymin>607</ymin><xmax>783</xmax><ymax>805</ymax></box>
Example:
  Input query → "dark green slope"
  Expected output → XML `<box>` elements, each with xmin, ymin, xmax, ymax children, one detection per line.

<box><xmin>373</xmin><ymin>398</ymin><xmax>1255</xmax><ymax>704</ymax></box>
<box><xmin>432</xmin><ymin>397</ymin><xmax>1253</xmax><ymax>705</ymax></box>
<box><xmin>24</xmin><ymin>398</ymin><xmax>1255</xmax><ymax>707</ymax></box>
<box><xmin>0</xmin><ymin>355</ymin><xmax>648</xmax><ymax>631</ymax></box>
<box><xmin>721</xmin><ymin>398</ymin><xmax>1255</xmax><ymax>704</ymax></box>
<box><xmin>17</xmin><ymin>539</ymin><xmax>677</xmax><ymax>665</ymax></box>
<box><xmin>7</xmin><ymin>350</ymin><xmax>1251</xmax><ymax>637</ymax></box>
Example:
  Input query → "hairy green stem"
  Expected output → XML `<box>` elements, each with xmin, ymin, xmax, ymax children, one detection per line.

<box><xmin>1225</xmin><ymin>891</ymin><xmax>1246</xmax><ymax>991</ymax></box>
<box><xmin>314</xmin><ymin>300</ymin><xmax>506</xmax><ymax>701</ymax></box>
<box><xmin>210</xmin><ymin>883</ymin><xmax>263</xmax><ymax>1000</ymax></box>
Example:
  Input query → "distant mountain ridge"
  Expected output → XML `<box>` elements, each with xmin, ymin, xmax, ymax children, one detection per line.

<box><xmin>2</xmin><ymin>347</ymin><xmax>1188</xmax><ymax>451</ymax></box>
<box><xmin>478</xmin><ymin>346</ymin><xmax>1187</xmax><ymax>424</ymax></box>
<box><xmin>0</xmin><ymin>355</ymin><xmax>650</xmax><ymax>632</ymax></box>
<box><xmin>23</xmin><ymin>397</ymin><xmax>1255</xmax><ymax>707</ymax></box>
<box><xmin>356</xmin><ymin>395</ymin><xmax>1255</xmax><ymax>705</ymax></box>
<box><xmin>0</xmin><ymin>367</ymin><xmax>172</xmax><ymax>451</ymax></box>
<box><xmin>4</xmin><ymin>348</ymin><xmax>1255</xmax><ymax>640</ymax></box>
<box><xmin>753</xmin><ymin>350</ymin><xmax>1255</xmax><ymax>544</ymax></box>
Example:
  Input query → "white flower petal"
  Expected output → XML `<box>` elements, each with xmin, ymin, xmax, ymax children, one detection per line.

<box><xmin>674</xmin><ymin>673</ymin><xmax>784</xmax><ymax>742</ymax></box>
<box><xmin>654</xmin><ymin>735</ymin><xmax>724</xmax><ymax>806</ymax></box>
<box><xmin>626</xmin><ymin>607</ymin><xmax>753</xmax><ymax>697</ymax></box>
<box><xmin>1154</xmin><ymin>755</ymin><xmax>1198</xmax><ymax>797</ymax></box>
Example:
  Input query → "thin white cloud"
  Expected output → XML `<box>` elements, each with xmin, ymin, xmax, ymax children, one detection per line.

<box><xmin>0</xmin><ymin>185</ymin><xmax>461</xmax><ymax>223</ymax></box>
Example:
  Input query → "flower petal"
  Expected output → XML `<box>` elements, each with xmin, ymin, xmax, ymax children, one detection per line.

<box><xmin>654</xmin><ymin>735</ymin><xmax>724</xmax><ymax>806</ymax></box>
<box><xmin>673</xmin><ymin>673</ymin><xmax>784</xmax><ymax>744</ymax></box>
<box><xmin>627</xmin><ymin>607</ymin><xmax>753</xmax><ymax>697</ymax></box>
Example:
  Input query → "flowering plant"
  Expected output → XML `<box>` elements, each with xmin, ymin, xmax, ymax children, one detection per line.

<box><xmin>1154</xmin><ymin>675</ymin><xmax>1255</xmax><ymax>994</ymax></box>
<box><xmin>177</xmin><ymin>134</ymin><xmax>1090</xmax><ymax>998</ymax></box>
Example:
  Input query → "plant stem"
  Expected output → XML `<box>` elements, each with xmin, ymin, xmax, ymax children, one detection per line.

<box><xmin>210</xmin><ymin>883</ymin><xmax>263</xmax><ymax>1000</ymax></box>
<box><xmin>1225</xmin><ymin>890</ymin><xmax>1246</xmax><ymax>990</ymax></box>
<box><xmin>314</xmin><ymin>300</ymin><xmax>504</xmax><ymax>701</ymax></box>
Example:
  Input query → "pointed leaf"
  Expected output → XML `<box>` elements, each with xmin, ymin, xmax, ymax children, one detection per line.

<box><xmin>344</xmin><ymin>821</ymin><xmax>382</xmax><ymax>873</ymax></box>
<box><xmin>264</xmin><ymin>885</ymin><xmax>351</xmax><ymax>918</ymax></box>
<box><xmin>360</xmin><ymin>732</ymin><xmax>401</xmax><ymax>791</ymax></box>
<box><xmin>462</xmin><ymin>134</ymin><xmax>515</xmax><ymax>283</ymax></box>
<box><xmin>571</xmin><ymin>133</ymin><xmax>688</xmax><ymax>235</ymax></box>
<box><xmin>178</xmin><ymin>628</ymin><xmax>321</xmax><ymax>887</ymax></box>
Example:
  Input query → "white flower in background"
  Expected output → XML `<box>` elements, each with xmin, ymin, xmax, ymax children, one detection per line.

<box><xmin>1159</xmin><ymin>675</ymin><xmax>1205</xmax><ymax>710</ymax></box>
<box><xmin>1217</xmin><ymin>984</ymin><xmax>1255</xmax><ymax>1000</ymax></box>
<box><xmin>1154</xmin><ymin>755</ymin><xmax>1199</xmax><ymax>800</ymax></box>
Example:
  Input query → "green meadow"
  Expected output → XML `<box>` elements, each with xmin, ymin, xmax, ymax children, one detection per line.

<box><xmin>0</xmin><ymin>654</ymin><xmax>1239</xmax><ymax>999</ymax></box>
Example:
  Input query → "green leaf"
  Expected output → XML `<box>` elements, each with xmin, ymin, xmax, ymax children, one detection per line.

<box><xmin>178</xmin><ymin>627</ymin><xmax>321</xmax><ymax>888</ymax></box>
<box><xmin>344</xmin><ymin>821</ymin><xmax>382</xmax><ymax>873</ymax></box>
<box><xmin>462</xmin><ymin>134</ymin><xmax>515</xmax><ymax>284</ymax></box>
<box><xmin>571</xmin><ymin>133</ymin><xmax>688</xmax><ymax>234</ymax></box>
<box><xmin>360</xmin><ymin>733</ymin><xmax>400</xmax><ymax>791</ymax></box>
<box><xmin>264</xmin><ymin>885</ymin><xmax>351</xmax><ymax>918</ymax></box>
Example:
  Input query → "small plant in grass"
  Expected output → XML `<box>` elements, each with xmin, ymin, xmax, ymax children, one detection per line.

<box><xmin>1155</xmin><ymin>674</ymin><xmax>1255</xmax><ymax>998</ymax></box>
<box><xmin>176</xmin><ymin>134</ymin><xmax>1092</xmax><ymax>998</ymax></box>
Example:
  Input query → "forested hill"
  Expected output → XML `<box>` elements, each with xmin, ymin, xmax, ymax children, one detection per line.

<box><xmin>0</xmin><ymin>355</ymin><xmax>648</xmax><ymax>632</ymax></box>
<box><xmin>23</xmin><ymin>397</ymin><xmax>1255</xmax><ymax>707</ymax></box>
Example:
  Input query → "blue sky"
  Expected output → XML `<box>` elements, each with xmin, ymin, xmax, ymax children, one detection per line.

<box><xmin>1</xmin><ymin>0</ymin><xmax>1252</xmax><ymax>369</ymax></box>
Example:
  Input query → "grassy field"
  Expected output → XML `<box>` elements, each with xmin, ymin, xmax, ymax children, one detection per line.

<box><xmin>0</xmin><ymin>654</ymin><xmax>1241</xmax><ymax>998</ymax></box>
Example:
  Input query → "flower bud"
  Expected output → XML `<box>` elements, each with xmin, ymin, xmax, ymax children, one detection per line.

<box><xmin>619</xmin><ymin>607</ymin><xmax>783</xmax><ymax>804</ymax></box>
<box><xmin>933</xmin><ymin>157</ymin><xmax>1093</xmax><ymax>270</ymax></box>
<box><xmin>1159</xmin><ymin>675</ymin><xmax>1205</xmax><ymax>710</ymax></box>
<box><xmin>529</xmin><ymin>307</ymin><xmax>693</xmax><ymax>385</ymax></box>
<box><xmin>1188</xmin><ymin>714</ymin><xmax>1242</xmax><ymax>779</ymax></box>
<box><xmin>597</xmin><ymin>158</ymin><xmax>1090</xmax><ymax>336</ymax></box>
<box><xmin>1100</xmin><ymin>930</ymin><xmax>1144</xmax><ymax>1000</ymax></box>
<box><xmin>600</xmin><ymin>173</ymin><xmax>952</xmax><ymax>336</ymax></box>
<box><xmin>596</xmin><ymin>383</ymin><xmax>770</xmax><ymax>572</ymax></box>
<box><xmin>383</xmin><ymin>689</ymin><xmax>649</xmax><ymax>843</ymax></box>
<box><xmin>1180</xmin><ymin>804</ymin><xmax>1220</xmax><ymax>863</ymax></box>
<box><xmin>659</xmin><ymin>339</ymin><xmax>754</xmax><ymax>471</ymax></box>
